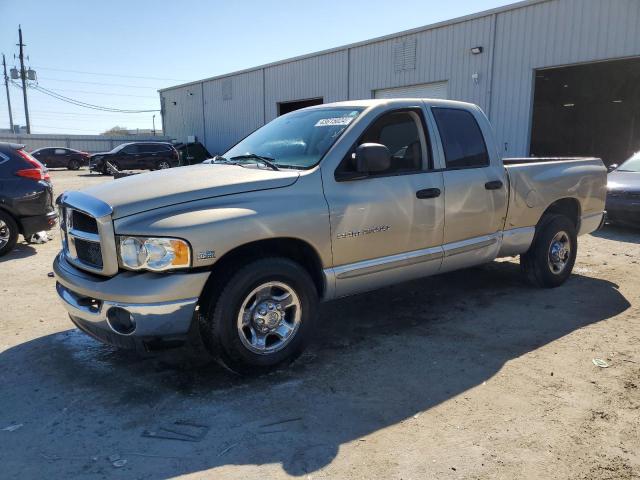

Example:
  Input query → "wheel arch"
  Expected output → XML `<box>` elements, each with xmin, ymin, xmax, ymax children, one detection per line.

<box><xmin>538</xmin><ymin>198</ymin><xmax>581</xmax><ymax>229</ymax></box>
<box><xmin>198</xmin><ymin>237</ymin><xmax>326</xmax><ymax>310</ymax></box>
<box><xmin>0</xmin><ymin>205</ymin><xmax>23</xmax><ymax>234</ymax></box>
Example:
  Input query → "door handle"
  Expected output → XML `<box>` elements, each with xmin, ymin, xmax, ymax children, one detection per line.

<box><xmin>416</xmin><ymin>188</ymin><xmax>441</xmax><ymax>199</ymax></box>
<box><xmin>485</xmin><ymin>180</ymin><xmax>503</xmax><ymax>190</ymax></box>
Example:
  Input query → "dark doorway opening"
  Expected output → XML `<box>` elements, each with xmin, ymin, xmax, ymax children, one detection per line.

<box><xmin>278</xmin><ymin>97</ymin><xmax>323</xmax><ymax>116</ymax></box>
<box><xmin>530</xmin><ymin>57</ymin><xmax>640</xmax><ymax>166</ymax></box>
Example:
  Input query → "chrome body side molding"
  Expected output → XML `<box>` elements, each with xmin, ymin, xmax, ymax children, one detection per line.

<box><xmin>323</xmin><ymin>233</ymin><xmax>505</xmax><ymax>300</ymax></box>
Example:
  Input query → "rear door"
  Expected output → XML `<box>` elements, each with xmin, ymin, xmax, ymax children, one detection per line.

<box><xmin>429</xmin><ymin>106</ymin><xmax>508</xmax><ymax>272</ymax></box>
<box><xmin>323</xmin><ymin>107</ymin><xmax>445</xmax><ymax>297</ymax></box>
<box><xmin>53</xmin><ymin>148</ymin><xmax>70</xmax><ymax>167</ymax></box>
<box><xmin>138</xmin><ymin>144</ymin><xmax>160</xmax><ymax>168</ymax></box>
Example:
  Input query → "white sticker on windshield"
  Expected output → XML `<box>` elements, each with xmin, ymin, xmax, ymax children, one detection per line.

<box><xmin>315</xmin><ymin>117</ymin><xmax>355</xmax><ymax>127</ymax></box>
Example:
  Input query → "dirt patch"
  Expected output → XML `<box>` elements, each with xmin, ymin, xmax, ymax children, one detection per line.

<box><xmin>0</xmin><ymin>169</ymin><xmax>639</xmax><ymax>479</ymax></box>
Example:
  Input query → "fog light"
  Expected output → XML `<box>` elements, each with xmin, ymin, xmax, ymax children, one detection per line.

<box><xmin>106</xmin><ymin>307</ymin><xmax>136</xmax><ymax>335</ymax></box>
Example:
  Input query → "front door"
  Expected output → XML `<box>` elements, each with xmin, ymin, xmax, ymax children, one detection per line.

<box><xmin>429</xmin><ymin>106</ymin><xmax>508</xmax><ymax>273</ymax></box>
<box><xmin>119</xmin><ymin>144</ymin><xmax>139</xmax><ymax>169</ymax></box>
<box><xmin>323</xmin><ymin>108</ymin><xmax>445</xmax><ymax>297</ymax></box>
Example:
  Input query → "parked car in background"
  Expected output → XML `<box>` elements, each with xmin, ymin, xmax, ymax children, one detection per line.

<box><xmin>53</xmin><ymin>99</ymin><xmax>606</xmax><ymax>373</ymax></box>
<box><xmin>0</xmin><ymin>142</ymin><xmax>57</xmax><ymax>256</ymax></box>
<box><xmin>31</xmin><ymin>147</ymin><xmax>90</xmax><ymax>170</ymax></box>
<box><xmin>89</xmin><ymin>142</ymin><xmax>180</xmax><ymax>174</ymax></box>
<box><xmin>173</xmin><ymin>141</ymin><xmax>212</xmax><ymax>165</ymax></box>
<box><xmin>606</xmin><ymin>151</ymin><xmax>640</xmax><ymax>227</ymax></box>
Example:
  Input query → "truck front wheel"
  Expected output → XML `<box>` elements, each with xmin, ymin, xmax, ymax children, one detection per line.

<box><xmin>520</xmin><ymin>214</ymin><xmax>577</xmax><ymax>288</ymax></box>
<box><xmin>200</xmin><ymin>257</ymin><xmax>319</xmax><ymax>374</ymax></box>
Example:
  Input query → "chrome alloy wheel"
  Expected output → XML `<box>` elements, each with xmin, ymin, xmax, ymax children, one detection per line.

<box><xmin>236</xmin><ymin>281</ymin><xmax>302</xmax><ymax>355</ymax></box>
<box><xmin>548</xmin><ymin>230</ymin><xmax>571</xmax><ymax>274</ymax></box>
<box><xmin>0</xmin><ymin>220</ymin><xmax>10</xmax><ymax>249</ymax></box>
<box><xmin>158</xmin><ymin>161</ymin><xmax>171</xmax><ymax>169</ymax></box>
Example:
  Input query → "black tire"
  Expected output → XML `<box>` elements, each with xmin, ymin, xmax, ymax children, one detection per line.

<box><xmin>520</xmin><ymin>214</ymin><xmax>577</xmax><ymax>288</ymax></box>
<box><xmin>0</xmin><ymin>211</ymin><xmax>19</xmax><ymax>257</ymax></box>
<box><xmin>67</xmin><ymin>159</ymin><xmax>80</xmax><ymax>170</ymax></box>
<box><xmin>199</xmin><ymin>257</ymin><xmax>319</xmax><ymax>374</ymax></box>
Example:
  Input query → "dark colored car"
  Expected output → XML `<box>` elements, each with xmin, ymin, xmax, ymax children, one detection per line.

<box><xmin>90</xmin><ymin>142</ymin><xmax>180</xmax><ymax>174</ymax></box>
<box><xmin>0</xmin><ymin>142</ymin><xmax>57</xmax><ymax>256</ymax></box>
<box><xmin>606</xmin><ymin>151</ymin><xmax>640</xmax><ymax>228</ymax></box>
<box><xmin>173</xmin><ymin>141</ymin><xmax>212</xmax><ymax>165</ymax></box>
<box><xmin>31</xmin><ymin>147</ymin><xmax>90</xmax><ymax>170</ymax></box>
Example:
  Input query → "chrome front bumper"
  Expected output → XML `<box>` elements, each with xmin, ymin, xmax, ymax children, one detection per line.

<box><xmin>53</xmin><ymin>253</ymin><xmax>210</xmax><ymax>348</ymax></box>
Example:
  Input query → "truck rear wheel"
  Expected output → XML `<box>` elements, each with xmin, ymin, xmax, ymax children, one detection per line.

<box><xmin>520</xmin><ymin>214</ymin><xmax>577</xmax><ymax>288</ymax></box>
<box><xmin>199</xmin><ymin>257</ymin><xmax>318</xmax><ymax>374</ymax></box>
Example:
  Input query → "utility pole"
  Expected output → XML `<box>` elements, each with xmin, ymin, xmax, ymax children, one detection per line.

<box><xmin>2</xmin><ymin>54</ymin><xmax>14</xmax><ymax>132</ymax></box>
<box><xmin>17</xmin><ymin>25</ymin><xmax>31</xmax><ymax>134</ymax></box>
<box><xmin>152</xmin><ymin>114</ymin><xmax>156</xmax><ymax>135</ymax></box>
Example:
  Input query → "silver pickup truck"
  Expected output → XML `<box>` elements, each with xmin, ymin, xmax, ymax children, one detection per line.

<box><xmin>54</xmin><ymin>99</ymin><xmax>606</xmax><ymax>372</ymax></box>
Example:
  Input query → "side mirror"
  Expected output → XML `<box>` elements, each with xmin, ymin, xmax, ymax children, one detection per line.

<box><xmin>607</xmin><ymin>164</ymin><xmax>618</xmax><ymax>173</ymax></box>
<box><xmin>355</xmin><ymin>143</ymin><xmax>391</xmax><ymax>174</ymax></box>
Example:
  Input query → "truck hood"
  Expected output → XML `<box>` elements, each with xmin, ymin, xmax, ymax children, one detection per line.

<box><xmin>81</xmin><ymin>164</ymin><xmax>300</xmax><ymax>218</ymax></box>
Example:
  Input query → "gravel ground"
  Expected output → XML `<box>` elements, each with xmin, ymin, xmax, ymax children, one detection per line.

<box><xmin>0</xmin><ymin>169</ymin><xmax>639</xmax><ymax>480</ymax></box>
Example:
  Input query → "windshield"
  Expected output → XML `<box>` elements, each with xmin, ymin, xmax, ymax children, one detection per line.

<box><xmin>224</xmin><ymin>107</ymin><xmax>364</xmax><ymax>169</ymax></box>
<box><xmin>617</xmin><ymin>152</ymin><xmax>640</xmax><ymax>172</ymax></box>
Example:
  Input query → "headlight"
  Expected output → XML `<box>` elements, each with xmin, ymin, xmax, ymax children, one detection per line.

<box><xmin>117</xmin><ymin>236</ymin><xmax>191</xmax><ymax>272</ymax></box>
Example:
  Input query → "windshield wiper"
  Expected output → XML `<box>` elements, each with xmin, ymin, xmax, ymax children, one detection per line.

<box><xmin>229</xmin><ymin>154</ymin><xmax>279</xmax><ymax>171</ymax></box>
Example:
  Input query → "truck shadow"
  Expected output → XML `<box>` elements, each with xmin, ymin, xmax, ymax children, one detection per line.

<box><xmin>591</xmin><ymin>224</ymin><xmax>640</xmax><ymax>244</ymax></box>
<box><xmin>0</xmin><ymin>261</ymin><xmax>630</xmax><ymax>478</ymax></box>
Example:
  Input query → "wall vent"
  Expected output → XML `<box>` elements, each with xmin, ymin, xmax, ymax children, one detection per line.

<box><xmin>393</xmin><ymin>37</ymin><xmax>417</xmax><ymax>72</ymax></box>
<box><xmin>222</xmin><ymin>79</ymin><xmax>233</xmax><ymax>100</ymax></box>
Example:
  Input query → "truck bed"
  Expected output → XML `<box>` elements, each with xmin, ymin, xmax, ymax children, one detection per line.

<box><xmin>502</xmin><ymin>156</ymin><xmax>607</xmax><ymax>234</ymax></box>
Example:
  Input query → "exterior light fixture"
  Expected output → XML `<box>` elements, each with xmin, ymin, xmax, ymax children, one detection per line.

<box><xmin>612</xmin><ymin>99</ymin><xmax>623</xmax><ymax>103</ymax></box>
<box><xmin>470</xmin><ymin>46</ymin><xmax>483</xmax><ymax>54</ymax></box>
<box><xmin>563</xmin><ymin>103</ymin><xmax>575</xmax><ymax>107</ymax></box>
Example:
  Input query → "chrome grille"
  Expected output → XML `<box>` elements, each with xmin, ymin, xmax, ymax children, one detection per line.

<box><xmin>57</xmin><ymin>191</ymin><xmax>117</xmax><ymax>276</ymax></box>
<box><xmin>71</xmin><ymin>210</ymin><xmax>99</xmax><ymax>234</ymax></box>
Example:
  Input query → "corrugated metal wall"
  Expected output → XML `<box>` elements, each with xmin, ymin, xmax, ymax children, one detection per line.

<box><xmin>0</xmin><ymin>133</ymin><xmax>170</xmax><ymax>153</ymax></box>
<box><xmin>491</xmin><ymin>0</ymin><xmax>640</xmax><ymax>156</ymax></box>
<box><xmin>160</xmin><ymin>0</ymin><xmax>640</xmax><ymax>158</ymax></box>
<box><xmin>264</xmin><ymin>51</ymin><xmax>348</xmax><ymax>121</ymax></box>
<box><xmin>161</xmin><ymin>84</ymin><xmax>205</xmax><ymax>146</ymax></box>
<box><xmin>349</xmin><ymin>15</ymin><xmax>494</xmax><ymax>111</ymax></box>
<box><xmin>202</xmin><ymin>70</ymin><xmax>264</xmax><ymax>154</ymax></box>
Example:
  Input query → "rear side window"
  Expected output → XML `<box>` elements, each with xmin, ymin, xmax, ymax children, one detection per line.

<box><xmin>122</xmin><ymin>145</ymin><xmax>138</xmax><ymax>154</ymax></box>
<box><xmin>432</xmin><ymin>108</ymin><xmax>489</xmax><ymax>168</ymax></box>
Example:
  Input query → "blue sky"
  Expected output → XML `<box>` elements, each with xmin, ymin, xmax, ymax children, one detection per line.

<box><xmin>0</xmin><ymin>0</ymin><xmax>512</xmax><ymax>134</ymax></box>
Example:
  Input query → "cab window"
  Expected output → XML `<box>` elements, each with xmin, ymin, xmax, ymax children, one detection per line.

<box><xmin>432</xmin><ymin>108</ymin><xmax>489</xmax><ymax>169</ymax></box>
<box><xmin>337</xmin><ymin>109</ymin><xmax>429</xmax><ymax>177</ymax></box>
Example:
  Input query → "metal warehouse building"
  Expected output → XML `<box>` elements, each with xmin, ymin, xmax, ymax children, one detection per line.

<box><xmin>159</xmin><ymin>0</ymin><xmax>640</xmax><ymax>166</ymax></box>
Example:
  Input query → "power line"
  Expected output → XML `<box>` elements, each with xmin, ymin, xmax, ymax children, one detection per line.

<box><xmin>32</xmin><ymin>66</ymin><xmax>188</xmax><ymax>82</ymax></box>
<box><xmin>29</xmin><ymin>124</ymin><xmax>109</xmax><ymax>132</ymax></box>
<box><xmin>12</xmin><ymin>81</ymin><xmax>160</xmax><ymax>113</ymax></box>
<box><xmin>38</xmin><ymin>77</ymin><xmax>163</xmax><ymax>89</ymax></box>
<box><xmin>41</xmin><ymin>87</ymin><xmax>157</xmax><ymax>99</ymax></box>
<box><xmin>0</xmin><ymin>108</ymin><xmax>157</xmax><ymax>117</ymax></box>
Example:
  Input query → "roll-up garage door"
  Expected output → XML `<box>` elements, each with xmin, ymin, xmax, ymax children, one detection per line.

<box><xmin>374</xmin><ymin>81</ymin><xmax>448</xmax><ymax>100</ymax></box>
